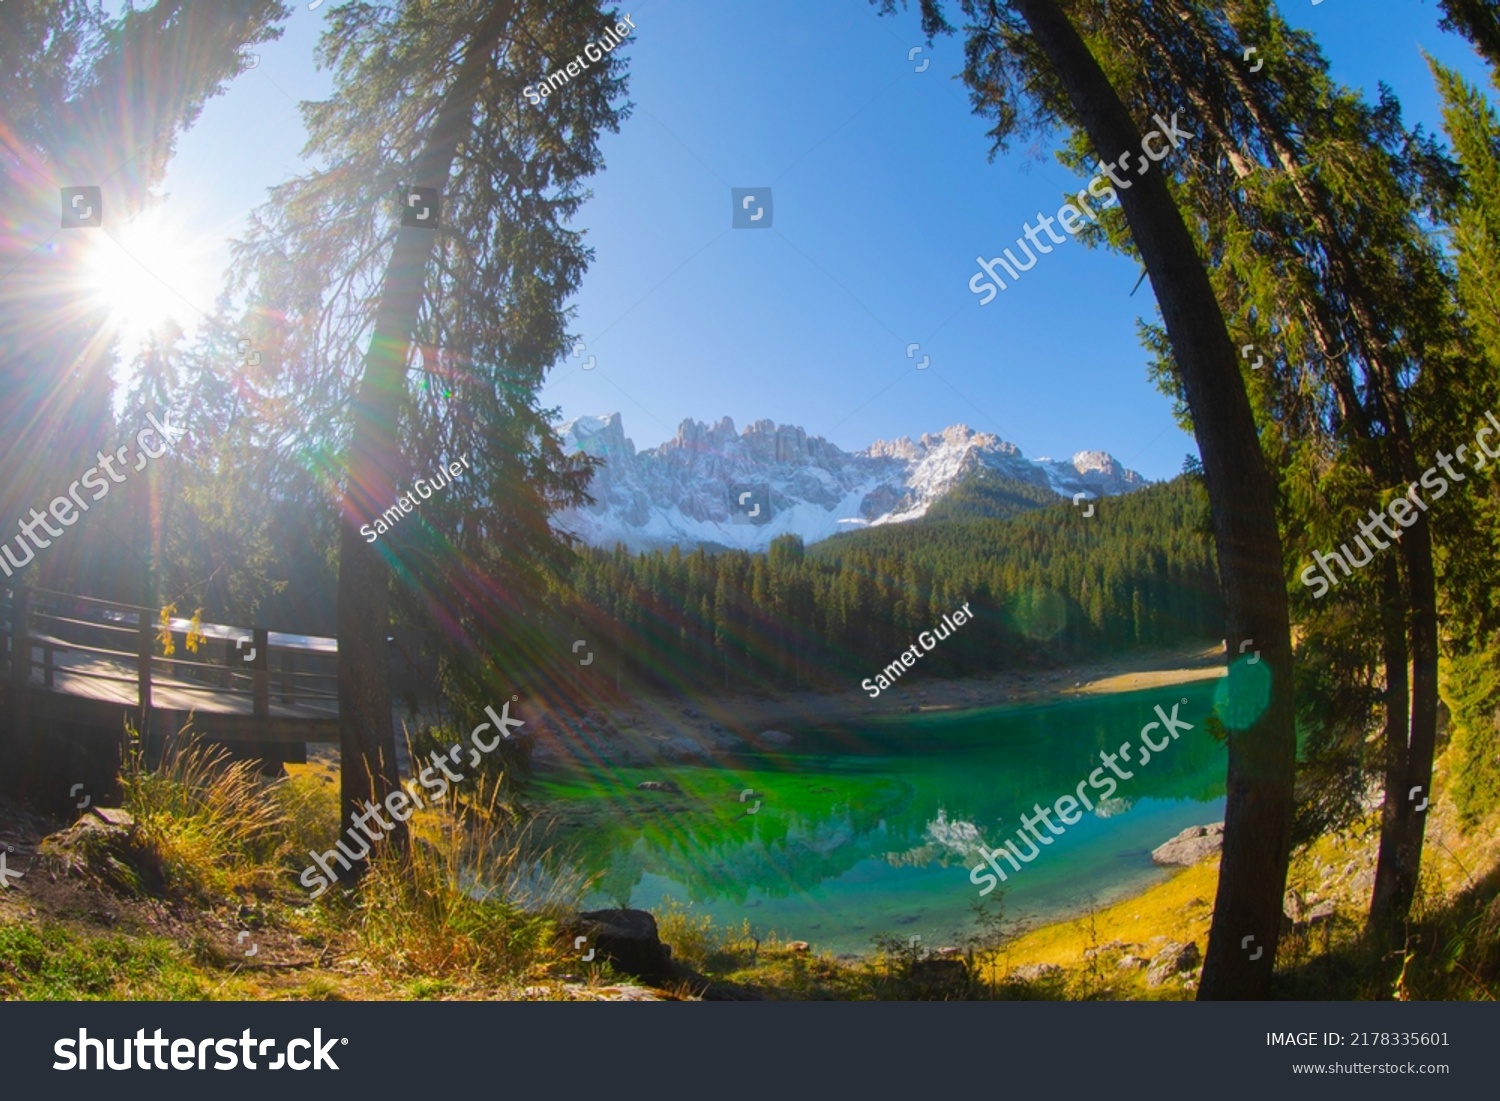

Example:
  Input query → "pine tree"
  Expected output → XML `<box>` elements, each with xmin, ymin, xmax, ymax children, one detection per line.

<box><xmin>1430</xmin><ymin>61</ymin><xmax>1500</xmax><ymax>830</ymax></box>
<box><xmin>1439</xmin><ymin>0</ymin><xmax>1500</xmax><ymax>74</ymax></box>
<box><xmin>230</xmin><ymin>0</ymin><xmax>629</xmax><ymax>853</ymax></box>
<box><xmin>1051</xmin><ymin>0</ymin><xmax>1471</xmax><ymax>945</ymax></box>
<box><xmin>881</xmin><ymin>0</ymin><xmax>1298</xmax><ymax>999</ymax></box>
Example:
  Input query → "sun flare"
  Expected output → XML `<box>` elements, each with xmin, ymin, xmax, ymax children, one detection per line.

<box><xmin>82</xmin><ymin>208</ymin><xmax>216</xmax><ymax>346</ymax></box>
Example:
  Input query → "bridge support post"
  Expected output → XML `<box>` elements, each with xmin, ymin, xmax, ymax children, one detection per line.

<box><xmin>135</xmin><ymin>613</ymin><xmax>154</xmax><ymax>740</ymax></box>
<box><xmin>9</xmin><ymin>585</ymin><xmax>30</xmax><ymax>689</ymax></box>
<box><xmin>3</xmin><ymin>586</ymin><xmax>33</xmax><ymax>776</ymax></box>
<box><xmin>252</xmin><ymin>627</ymin><xmax>270</xmax><ymax>719</ymax></box>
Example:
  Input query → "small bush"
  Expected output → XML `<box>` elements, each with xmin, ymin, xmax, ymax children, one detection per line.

<box><xmin>654</xmin><ymin>899</ymin><xmax>756</xmax><ymax>972</ymax></box>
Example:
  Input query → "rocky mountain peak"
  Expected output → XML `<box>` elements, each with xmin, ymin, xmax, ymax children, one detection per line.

<box><xmin>554</xmin><ymin>413</ymin><xmax>1150</xmax><ymax>552</ymax></box>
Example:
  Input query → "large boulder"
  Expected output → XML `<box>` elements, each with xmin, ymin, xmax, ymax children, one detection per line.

<box><xmin>1283</xmin><ymin>895</ymin><xmax>1339</xmax><ymax>937</ymax></box>
<box><xmin>1283</xmin><ymin>888</ymin><xmax>1306</xmax><ymax>924</ymax></box>
<box><xmin>704</xmin><ymin>722</ymin><xmax>747</xmax><ymax>751</ymax></box>
<box><xmin>636</xmin><ymin>780</ymin><xmax>682</xmax><ymax>794</ymax></box>
<box><xmin>1151</xmin><ymin>823</ymin><xmax>1224</xmax><ymax>867</ymax></box>
<box><xmin>1145</xmin><ymin>941</ymin><xmax>1201</xmax><ymax>987</ymax></box>
<box><xmin>38</xmin><ymin>806</ymin><xmax>162</xmax><ymax>896</ymax></box>
<box><xmin>565</xmin><ymin>909</ymin><xmax>675</xmax><ymax>984</ymax></box>
<box><xmin>755</xmin><ymin>730</ymin><xmax>793</xmax><ymax>750</ymax></box>
<box><xmin>909</xmin><ymin>957</ymin><xmax>969</xmax><ymax>999</ymax></box>
<box><xmin>659</xmin><ymin>737</ymin><xmax>708</xmax><ymax>763</ymax></box>
<box><xmin>1306</xmin><ymin>900</ymin><xmax>1337</xmax><ymax>928</ymax></box>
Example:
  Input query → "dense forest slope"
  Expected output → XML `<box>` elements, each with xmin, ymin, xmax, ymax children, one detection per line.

<box><xmin>556</xmin><ymin>471</ymin><xmax>1221</xmax><ymax>693</ymax></box>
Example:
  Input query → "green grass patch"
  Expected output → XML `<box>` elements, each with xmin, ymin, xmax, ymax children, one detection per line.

<box><xmin>0</xmin><ymin>923</ymin><xmax>208</xmax><ymax>1000</ymax></box>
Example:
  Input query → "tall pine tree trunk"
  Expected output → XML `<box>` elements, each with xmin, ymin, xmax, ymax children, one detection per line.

<box><xmin>1009</xmin><ymin>0</ymin><xmax>1298</xmax><ymax>999</ymax></box>
<box><xmin>1369</xmin><ymin>508</ymin><xmax>1441</xmax><ymax>942</ymax></box>
<box><xmin>337</xmin><ymin>0</ymin><xmax>517</xmax><ymax>859</ymax></box>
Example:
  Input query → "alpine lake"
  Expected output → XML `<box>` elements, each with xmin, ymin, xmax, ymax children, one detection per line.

<box><xmin>533</xmin><ymin>678</ymin><xmax>1232</xmax><ymax>955</ymax></box>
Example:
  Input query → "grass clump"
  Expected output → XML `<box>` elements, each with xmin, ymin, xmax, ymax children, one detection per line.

<box><xmin>338</xmin><ymin>777</ymin><xmax>576</xmax><ymax>989</ymax></box>
<box><xmin>118</xmin><ymin>725</ymin><xmax>289</xmax><ymax>901</ymax></box>
<box><xmin>654</xmin><ymin>898</ymin><xmax>760</xmax><ymax>974</ymax></box>
<box><xmin>273</xmin><ymin>766</ymin><xmax>341</xmax><ymax>867</ymax></box>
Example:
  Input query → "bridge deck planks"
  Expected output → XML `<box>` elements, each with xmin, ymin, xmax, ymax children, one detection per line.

<box><xmin>19</xmin><ymin>646</ymin><xmax>341</xmax><ymax>745</ymax></box>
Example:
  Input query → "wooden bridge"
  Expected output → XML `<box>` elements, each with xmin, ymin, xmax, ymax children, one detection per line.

<box><xmin>1</xmin><ymin>585</ymin><xmax>342</xmax><ymax>808</ymax></box>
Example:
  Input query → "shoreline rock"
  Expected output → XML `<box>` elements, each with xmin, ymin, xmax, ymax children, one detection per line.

<box><xmin>1151</xmin><ymin>822</ymin><xmax>1224</xmax><ymax>867</ymax></box>
<box><xmin>563</xmin><ymin>908</ymin><xmax>675</xmax><ymax>984</ymax></box>
<box><xmin>1145</xmin><ymin>940</ymin><xmax>1201</xmax><ymax>987</ymax></box>
<box><xmin>754</xmin><ymin>730</ymin><xmax>793</xmax><ymax>750</ymax></box>
<box><xmin>636</xmin><ymin>780</ymin><xmax>682</xmax><ymax>794</ymax></box>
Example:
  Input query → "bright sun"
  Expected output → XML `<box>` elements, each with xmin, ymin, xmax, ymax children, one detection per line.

<box><xmin>82</xmin><ymin>208</ymin><xmax>216</xmax><ymax>347</ymax></box>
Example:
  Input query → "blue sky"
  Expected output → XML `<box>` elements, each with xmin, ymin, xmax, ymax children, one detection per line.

<box><xmin>151</xmin><ymin>0</ymin><xmax>1493</xmax><ymax>482</ymax></box>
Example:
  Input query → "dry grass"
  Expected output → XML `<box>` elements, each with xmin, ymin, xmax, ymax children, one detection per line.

<box><xmin>319</xmin><ymin>776</ymin><xmax>582</xmax><ymax>990</ymax></box>
<box><xmin>118</xmin><ymin>723</ymin><xmax>289</xmax><ymax>899</ymax></box>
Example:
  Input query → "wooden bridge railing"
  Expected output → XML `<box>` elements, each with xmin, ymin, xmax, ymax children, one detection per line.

<box><xmin>1</xmin><ymin>585</ymin><xmax>339</xmax><ymax>722</ymax></box>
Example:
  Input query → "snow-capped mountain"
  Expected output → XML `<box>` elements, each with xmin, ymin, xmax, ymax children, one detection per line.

<box><xmin>555</xmin><ymin>413</ymin><xmax>1148</xmax><ymax>552</ymax></box>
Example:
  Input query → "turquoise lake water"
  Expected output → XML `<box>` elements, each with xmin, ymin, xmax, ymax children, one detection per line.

<box><xmin>543</xmin><ymin>679</ymin><xmax>1228</xmax><ymax>954</ymax></box>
